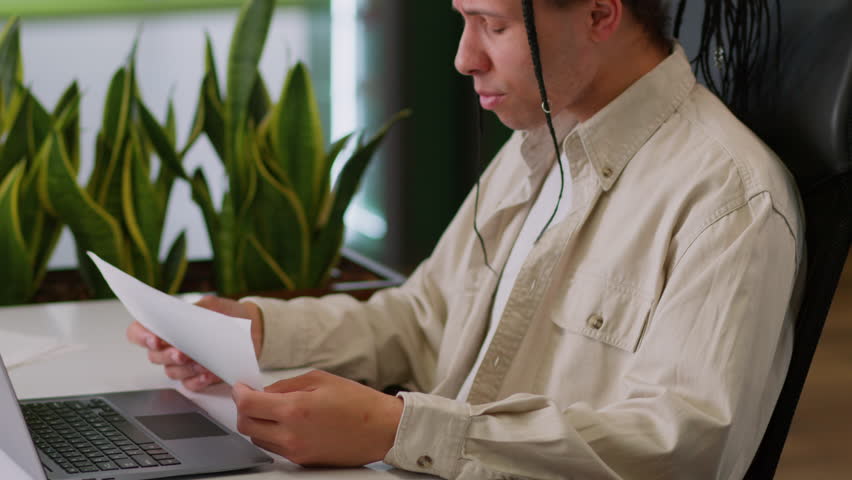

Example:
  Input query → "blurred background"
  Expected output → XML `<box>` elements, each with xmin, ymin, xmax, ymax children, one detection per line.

<box><xmin>1</xmin><ymin>0</ymin><xmax>849</xmax><ymax>475</ymax></box>
<box><xmin>1</xmin><ymin>0</ymin><xmax>511</xmax><ymax>275</ymax></box>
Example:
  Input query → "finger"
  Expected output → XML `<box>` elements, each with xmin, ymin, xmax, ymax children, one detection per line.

<box><xmin>236</xmin><ymin>413</ymin><xmax>281</xmax><ymax>441</ymax></box>
<box><xmin>163</xmin><ymin>364</ymin><xmax>201</xmax><ymax>381</ymax></box>
<box><xmin>233</xmin><ymin>384</ymin><xmax>293</xmax><ymax>421</ymax></box>
<box><xmin>182</xmin><ymin>371</ymin><xmax>220</xmax><ymax>392</ymax></box>
<box><xmin>148</xmin><ymin>347</ymin><xmax>190</xmax><ymax>366</ymax></box>
<box><xmin>127</xmin><ymin>322</ymin><xmax>167</xmax><ymax>350</ymax></box>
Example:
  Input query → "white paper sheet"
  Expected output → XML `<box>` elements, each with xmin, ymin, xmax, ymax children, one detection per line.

<box><xmin>0</xmin><ymin>331</ymin><xmax>85</xmax><ymax>370</ymax></box>
<box><xmin>0</xmin><ymin>449</ymin><xmax>36</xmax><ymax>480</ymax></box>
<box><xmin>87</xmin><ymin>252</ymin><xmax>263</xmax><ymax>390</ymax></box>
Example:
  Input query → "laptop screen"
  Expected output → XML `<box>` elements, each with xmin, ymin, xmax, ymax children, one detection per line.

<box><xmin>0</xmin><ymin>353</ymin><xmax>47</xmax><ymax>480</ymax></box>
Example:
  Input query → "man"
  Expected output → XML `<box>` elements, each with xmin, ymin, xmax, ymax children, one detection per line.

<box><xmin>128</xmin><ymin>0</ymin><xmax>805</xmax><ymax>478</ymax></box>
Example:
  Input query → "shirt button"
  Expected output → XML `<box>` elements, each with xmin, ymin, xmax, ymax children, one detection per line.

<box><xmin>601</xmin><ymin>166</ymin><xmax>613</xmax><ymax>178</ymax></box>
<box><xmin>416</xmin><ymin>455</ymin><xmax>433</xmax><ymax>468</ymax></box>
<box><xmin>587</xmin><ymin>314</ymin><xmax>604</xmax><ymax>330</ymax></box>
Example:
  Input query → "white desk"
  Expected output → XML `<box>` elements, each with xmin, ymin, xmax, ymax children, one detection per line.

<box><xmin>1</xmin><ymin>299</ymin><xmax>432</xmax><ymax>479</ymax></box>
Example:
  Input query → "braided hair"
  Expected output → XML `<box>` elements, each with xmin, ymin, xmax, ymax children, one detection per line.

<box><xmin>674</xmin><ymin>0</ymin><xmax>782</xmax><ymax>114</ymax></box>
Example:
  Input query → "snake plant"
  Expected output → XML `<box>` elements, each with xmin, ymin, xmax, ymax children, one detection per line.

<box><xmin>147</xmin><ymin>0</ymin><xmax>409</xmax><ymax>296</ymax></box>
<box><xmin>38</xmin><ymin>45</ymin><xmax>190</xmax><ymax>299</ymax></box>
<box><xmin>0</xmin><ymin>17</ymin><xmax>74</xmax><ymax>305</ymax></box>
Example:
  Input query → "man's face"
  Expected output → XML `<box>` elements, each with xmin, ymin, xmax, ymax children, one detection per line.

<box><xmin>453</xmin><ymin>0</ymin><xmax>597</xmax><ymax>130</ymax></box>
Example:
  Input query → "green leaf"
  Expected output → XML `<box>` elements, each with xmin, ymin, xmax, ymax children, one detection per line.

<box><xmin>234</xmin><ymin>125</ymin><xmax>259</xmax><ymax>226</ymax></box>
<box><xmin>0</xmin><ymin>81</ymin><xmax>24</xmax><ymax>136</ymax></box>
<box><xmin>243</xmin><ymin>234</ymin><xmax>295</xmax><ymax>291</ymax></box>
<box><xmin>308</xmin><ymin>110</ymin><xmax>410</xmax><ymax>285</ymax></box>
<box><xmin>182</xmin><ymin>83</ymin><xmax>206</xmax><ymax>159</ymax></box>
<box><xmin>0</xmin><ymin>162</ymin><xmax>34</xmax><ymax>305</ymax></box>
<box><xmin>38</xmin><ymin>132</ymin><xmax>125</xmax><ymax>298</ymax></box>
<box><xmin>203</xmin><ymin>32</ymin><xmax>222</xmax><ymax>104</ymax></box>
<box><xmin>19</xmin><ymin>155</ymin><xmax>45</xmax><ymax>257</ymax></box>
<box><xmin>24</xmin><ymin>90</ymin><xmax>53</xmax><ymax>162</ymax></box>
<box><xmin>162</xmin><ymin>231</ymin><xmax>188</xmax><ymax>294</ymax></box>
<box><xmin>0</xmin><ymin>88</ymin><xmax>52</xmax><ymax>182</ymax></box>
<box><xmin>316</xmin><ymin>132</ymin><xmax>354</xmax><ymax>227</ymax></box>
<box><xmin>100</xmin><ymin>68</ymin><xmax>128</xmax><ymax>162</ymax></box>
<box><xmin>203</xmin><ymin>73</ymin><xmax>226</xmax><ymax>159</ymax></box>
<box><xmin>226</xmin><ymin>0</ymin><xmax>274</xmax><ymax>146</ymax></box>
<box><xmin>155</xmin><ymin>101</ymin><xmax>182</xmax><ymax>203</ymax></box>
<box><xmin>53</xmin><ymin>82</ymin><xmax>81</xmax><ymax>173</ymax></box>
<box><xmin>96</xmin><ymin>66</ymin><xmax>134</xmax><ymax>220</ymax></box>
<box><xmin>248</xmin><ymin>72</ymin><xmax>271</xmax><ymax>126</ymax></box>
<box><xmin>271</xmin><ymin>63</ymin><xmax>324</xmax><ymax>225</ymax></box>
<box><xmin>138</xmin><ymin>98</ymin><xmax>188</xmax><ymax>181</ymax></box>
<box><xmin>189</xmin><ymin>168</ymin><xmax>219</xmax><ymax>246</ymax></box>
<box><xmin>182</xmin><ymin>33</ymin><xmax>220</xmax><ymax>160</ymax></box>
<box><xmin>87</xmin><ymin>132</ymin><xmax>108</xmax><ymax>195</ymax></box>
<box><xmin>0</xmin><ymin>88</ymin><xmax>29</xmax><ymax>180</ymax></box>
<box><xmin>250</xmin><ymin>135</ymin><xmax>310</xmax><ymax>289</ymax></box>
<box><xmin>19</xmin><ymin>149</ymin><xmax>62</xmax><ymax>290</ymax></box>
<box><xmin>53</xmin><ymin>81</ymin><xmax>80</xmax><ymax>119</ymax></box>
<box><xmin>225</xmin><ymin>0</ymin><xmax>274</xmax><ymax>208</ymax></box>
<box><xmin>0</xmin><ymin>17</ymin><xmax>23</xmax><ymax>113</ymax></box>
<box><xmin>216</xmin><ymin>191</ymin><xmax>242</xmax><ymax>295</ymax></box>
<box><xmin>164</xmin><ymin>99</ymin><xmax>177</xmax><ymax>146</ymax></box>
<box><xmin>122</xmin><ymin>132</ymin><xmax>162</xmax><ymax>286</ymax></box>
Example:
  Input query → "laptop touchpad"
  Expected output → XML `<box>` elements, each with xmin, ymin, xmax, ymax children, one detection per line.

<box><xmin>136</xmin><ymin>413</ymin><xmax>229</xmax><ymax>440</ymax></box>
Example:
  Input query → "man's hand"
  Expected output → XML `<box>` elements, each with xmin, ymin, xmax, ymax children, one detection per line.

<box><xmin>126</xmin><ymin>295</ymin><xmax>264</xmax><ymax>391</ymax></box>
<box><xmin>233</xmin><ymin>370</ymin><xmax>404</xmax><ymax>466</ymax></box>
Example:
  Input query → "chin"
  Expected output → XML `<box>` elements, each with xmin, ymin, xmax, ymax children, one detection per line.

<box><xmin>493</xmin><ymin>112</ymin><xmax>533</xmax><ymax>131</ymax></box>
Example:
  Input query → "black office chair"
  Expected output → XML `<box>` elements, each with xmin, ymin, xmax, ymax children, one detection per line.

<box><xmin>735</xmin><ymin>1</ymin><xmax>852</xmax><ymax>477</ymax></box>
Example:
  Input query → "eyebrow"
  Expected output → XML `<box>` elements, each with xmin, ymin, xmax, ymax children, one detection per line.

<box><xmin>451</xmin><ymin>5</ymin><xmax>511</xmax><ymax>19</ymax></box>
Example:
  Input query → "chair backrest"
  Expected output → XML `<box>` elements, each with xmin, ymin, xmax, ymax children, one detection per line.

<box><xmin>738</xmin><ymin>1</ymin><xmax>852</xmax><ymax>477</ymax></box>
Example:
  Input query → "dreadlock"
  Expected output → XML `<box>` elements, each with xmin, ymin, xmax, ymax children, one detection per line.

<box><xmin>674</xmin><ymin>0</ymin><xmax>782</xmax><ymax>115</ymax></box>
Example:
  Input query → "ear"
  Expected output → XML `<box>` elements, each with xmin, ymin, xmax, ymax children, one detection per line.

<box><xmin>587</xmin><ymin>0</ymin><xmax>622</xmax><ymax>42</ymax></box>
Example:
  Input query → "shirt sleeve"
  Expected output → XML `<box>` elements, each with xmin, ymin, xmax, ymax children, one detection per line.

<box><xmin>242</xmin><ymin>259</ymin><xmax>446</xmax><ymax>392</ymax></box>
<box><xmin>385</xmin><ymin>192</ymin><xmax>804</xmax><ymax>480</ymax></box>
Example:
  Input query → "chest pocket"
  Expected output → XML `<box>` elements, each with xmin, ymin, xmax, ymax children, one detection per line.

<box><xmin>549</xmin><ymin>273</ymin><xmax>654</xmax><ymax>353</ymax></box>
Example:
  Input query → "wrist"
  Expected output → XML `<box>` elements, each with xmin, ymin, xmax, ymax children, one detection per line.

<box><xmin>375</xmin><ymin>394</ymin><xmax>404</xmax><ymax>462</ymax></box>
<box><xmin>244</xmin><ymin>301</ymin><xmax>264</xmax><ymax>357</ymax></box>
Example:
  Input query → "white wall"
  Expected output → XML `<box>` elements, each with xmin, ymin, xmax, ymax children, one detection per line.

<box><xmin>17</xmin><ymin>9</ymin><xmax>321</xmax><ymax>268</ymax></box>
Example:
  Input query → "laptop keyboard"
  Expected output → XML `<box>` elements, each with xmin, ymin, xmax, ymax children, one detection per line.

<box><xmin>22</xmin><ymin>398</ymin><xmax>182</xmax><ymax>475</ymax></box>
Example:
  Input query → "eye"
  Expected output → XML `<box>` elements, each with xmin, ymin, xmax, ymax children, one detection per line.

<box><xmin>480</xmin><ymin>17</ymin><xmax>507</xmax><ymax>35</ymax></box>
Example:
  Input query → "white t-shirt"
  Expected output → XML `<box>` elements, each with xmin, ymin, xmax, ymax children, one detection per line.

<box><xmin>457</xmin><ymin>154</ymin><xmax>573</xmax><ymax>401</ymax></box>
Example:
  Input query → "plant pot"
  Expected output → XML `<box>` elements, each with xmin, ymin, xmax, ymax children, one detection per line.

<box><xmin>31</xmin><ymin>248</ymin><xmax>406</xmax><ymax>304</ymax></box>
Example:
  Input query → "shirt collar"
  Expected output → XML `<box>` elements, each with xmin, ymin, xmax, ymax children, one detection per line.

<box><xmin>521</xmin><ymin>42</ymin><xmax>697</xmax><ymax>192</ymax></box>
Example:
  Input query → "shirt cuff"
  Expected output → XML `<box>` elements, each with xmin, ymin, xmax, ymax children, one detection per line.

<box><xmin>384</xmin><ymin>392</ymin><xmax>471</xmax><ymax>479</ymax></box>
<box><xmin>239</xmin><ymin>296</ymin><xmax>306</xmax><ymax>369</ymax></box>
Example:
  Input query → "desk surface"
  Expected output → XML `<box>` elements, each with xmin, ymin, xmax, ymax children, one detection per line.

<box><xmin>0</xmin><ymin>299</ymin><xmax>431</xmax><ymax>479</ymax></box>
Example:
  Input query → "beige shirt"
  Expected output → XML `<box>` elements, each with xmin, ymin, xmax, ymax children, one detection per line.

<box><xmin>247</xmin><ymin>44</ymin><xmax>805</xmax><ymax>480</ymax></box>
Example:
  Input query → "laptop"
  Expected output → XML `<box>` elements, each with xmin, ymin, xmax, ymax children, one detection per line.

<box><xmin>0</xmin><ymin>352</ymin><xmax>272</xmax><ymax>479</ymax></box>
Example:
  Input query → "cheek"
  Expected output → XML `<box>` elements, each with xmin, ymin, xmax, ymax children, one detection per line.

<box><xmin>548</xmin><ymin>54</ymin><xmax>595</xmax><ymax>107</ymax></box>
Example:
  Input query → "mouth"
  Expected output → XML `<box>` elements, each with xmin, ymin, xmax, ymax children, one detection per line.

<box><xmin>477</xmin><ymin>92</ymin><xmax>506</xmax><ymax>110</ymax></box>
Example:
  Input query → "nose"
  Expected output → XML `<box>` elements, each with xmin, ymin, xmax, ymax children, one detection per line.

<box><xmin>454</xmin><ymin>26</ymin><xmax>490</xmax><ymax>76</ymax></box>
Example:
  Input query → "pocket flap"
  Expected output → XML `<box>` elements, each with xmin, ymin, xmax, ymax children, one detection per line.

<box><xmin>550</xmin><ymin>275</ymin><xmax>652</xmax><ymax>353</ymax></box>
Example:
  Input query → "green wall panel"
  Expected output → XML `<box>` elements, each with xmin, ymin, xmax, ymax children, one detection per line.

<box><xmin>0</xmin><ymin>0</ymin><xmax>326</xmax><ymax>17</ymax></box>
